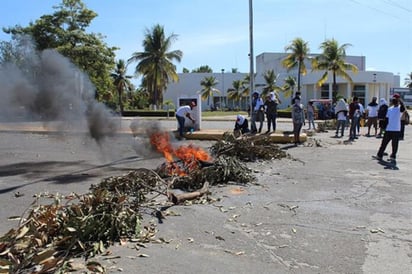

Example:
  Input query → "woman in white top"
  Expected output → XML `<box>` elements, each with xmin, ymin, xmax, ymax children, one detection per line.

<box><xmin>334</xmin><ymin>98</ymin><xmax>348</xmax><ymax>138</ymax></box>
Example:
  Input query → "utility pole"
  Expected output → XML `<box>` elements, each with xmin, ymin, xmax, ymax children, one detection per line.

<box><xmin>248</xmin><ymin>0</ymin><xmax>254</xmax><ymax>116</ymax></box>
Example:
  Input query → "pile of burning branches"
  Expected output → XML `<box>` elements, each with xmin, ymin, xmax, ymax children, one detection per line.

<box><xmin>210</xmin><ymin>132</ymin><xmax>290</xmax><ymax>161</ymax></box>
<box><xmin>0</xmin><ymin>131</ymin><xmax>263</xmax><ymax>273</ymax></box>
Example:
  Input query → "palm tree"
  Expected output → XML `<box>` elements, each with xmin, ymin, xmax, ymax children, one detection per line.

<box><xmin>282</xmin><ymin>37</ymin><xmax>310</xmax><ymax>93</ymax></box>
<box><xmin>128</xmin><ymin>24</ymin><xmax>182</xmax><ymax>109</ymax></box>
<box><xmin>200</xmin><ymin>76</ymin><xmax>220</xmax><ymax>107</ymax></box>
<box><xmin>405</xmin><ymin>72</ymin><xmax>412</xmax><ymax>88</ymax></box>
<box><xmin>240</xmin><ymin>74</ymin><xmax>254</xmax><ymax>110</ymax></box>
<box><xmin>312</xmin><ymin>38</ymin><xmax>358</xmax><ymax>100</ymax></box>
<box><xmin>111</xmin><ymin>59</ymin><xmax>133</xmax><ymax>114</ymax></box>
<box><xmin>282</xmin><ymin>75</ymin><xmax>297</xmax><ymax>104</ymax></box>
<box><xmin>261</xmin><ymin>69</ymin><xmax>282</xmax><ymax>102</ymax></box>
<box><xmin>228</xmin><ymin>80</ymin><xmax>243</xmax><ymax>109</ymax></box>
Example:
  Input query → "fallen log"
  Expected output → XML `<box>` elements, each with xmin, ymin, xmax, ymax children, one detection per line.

<box><xmin>168</xmin><ymin>181</ymin><xmax>209</xmax><ymax>204</ymax></box>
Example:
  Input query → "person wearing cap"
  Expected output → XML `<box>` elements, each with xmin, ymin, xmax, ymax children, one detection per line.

<box><xmin>175</xmin><ymin>101</ymin><xmax>196</xmax><ymax>139</ymax></box>
<box><xmin>250</xmin><ymin>92</ymin><xmax>264</xmax><ymax>134</ymax></box>
<box><xmin>234</xmin><ymin>114</ymin><xmax>250</xmax><ymax>135</ymax></box>
<box><xmin>365</xmin><ymin>97</ymin><xmax>379</xmax><ymax>137</ymax></box>
<box><xmin>374</xmin><ymin>93</ymin><xmax>405</xmax><ymax>162</ymax></box>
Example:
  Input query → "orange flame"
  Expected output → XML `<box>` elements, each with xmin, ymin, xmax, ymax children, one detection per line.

<box><xmin>150</xmin><ymin>131</ymin><xmax>212</xmax><ymax>176</ymax></box>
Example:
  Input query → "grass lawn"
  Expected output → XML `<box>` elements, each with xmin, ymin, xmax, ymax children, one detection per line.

<box><xmin>201</xmin><ymin>111</ymin><xmax>249</xmax><ymax>117</ymax></box>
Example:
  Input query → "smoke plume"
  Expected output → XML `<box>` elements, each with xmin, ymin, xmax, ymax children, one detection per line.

<box><xmin>0</xmin><ymin>37</ymin><xmax>119</xmax><ymax>143</ymax></box>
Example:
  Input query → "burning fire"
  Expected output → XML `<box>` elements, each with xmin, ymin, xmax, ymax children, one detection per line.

<box><xmin>150</xmin><ymin>131</ymin><xmax>212</xmax><ymax>176</ymax></box>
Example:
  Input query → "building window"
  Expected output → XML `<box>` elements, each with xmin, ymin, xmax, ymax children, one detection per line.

<box><xmin>320</xmin><ymin>84</ymin><xmax>329</xmax><ymax>99</ymax></box>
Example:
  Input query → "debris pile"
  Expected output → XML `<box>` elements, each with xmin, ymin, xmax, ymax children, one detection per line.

<box><xmin>0</xmin><ymin>169</ymin><xmax>160</xmax><ymax>273</ymax></box>
<box><xmin>0</xmin><ymin>130</ymin><xmax>295</xmax><ymax>272</ymax></box>
<box><xmin>210</xmin><ymin>132</ymin><xmax>290</xmax><ymax>161</ymax></box>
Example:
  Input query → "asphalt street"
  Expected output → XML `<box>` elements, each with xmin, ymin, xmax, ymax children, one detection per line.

<box><xmin>0</xmin><ymin>118</ymin><xmax>411</xmax><ymax>273</ymax></box>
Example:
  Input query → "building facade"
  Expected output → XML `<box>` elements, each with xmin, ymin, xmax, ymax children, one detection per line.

<box><xmin>164</xmin><ymin>52</ymin><xmax>401</xmax><ymax>110</ymax></box>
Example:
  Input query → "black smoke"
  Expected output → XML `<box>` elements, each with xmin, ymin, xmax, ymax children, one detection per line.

<box><xmin>0</xmin><ymin>37</ymin><xmax>119</xmax><ymax>144</ymax></box>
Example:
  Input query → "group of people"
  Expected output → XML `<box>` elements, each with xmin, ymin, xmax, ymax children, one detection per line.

<box><xmin>175</xmin><ymin>93</ymin><xmax>409</xmax><ymax>161</ymax></box>
<box><xmin>234</xmin><ymin>91</ymin><xmax>305</xmax><ymax>145</ymax></box>
<box><xmin>235</xmin><ymin>91</ymin><xmax>280</xmax><ymax>135</ymax></box>
<box><xmin>333</xmin><ymin>94</ymin><xmax>409</xmax><ymax>162</ymax></box>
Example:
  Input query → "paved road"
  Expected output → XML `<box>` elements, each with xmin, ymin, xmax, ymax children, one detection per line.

<box><xmin>0</xmin><ymin>118</ymin><xmax>411</xmax><ymax>273</ymax></box>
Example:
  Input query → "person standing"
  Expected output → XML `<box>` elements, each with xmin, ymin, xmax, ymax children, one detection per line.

<box><xmin>306</xmin><ymin>101</ymin><xmax>316</xmax><ymax>130</ymax></box>
<box><xmin>348</xmin><ymin>96</ymin><xmax>361</xmax><ymax>141</ymax></box>
<box><xmin>357</xmin><ymin>100</ymin><xmax>365</xmax><ymax>136</ymax></box>
<box><xmin>264</xmin><ymin>92</ymin><xmax>279</xmax><ymax>134</ymax></box>
<box><xmin>175</xmin><ymin>101</ymin><xmax>196</xmax><ymax>139</ymax></box>
<box><xmin>250</xmin><ymin>92</ymin><xmax>264</xmax><ymax>134</ymax></box>
<box><xmin>365</xmin><ymin>97</ymin><xmax>379</xmax><ymax>137</ymax></box>
<box><xmin>334</xmin><ymin>98</ymin><xmax>348</xmax><ymax>138</ymax></box>
<box><xmin>400</xmin><ymin>109</ymin><xmax>409</xmax><ymax>140</ymax></box>
<box><xmin>291</xmin><ymin>96</ymin><xmax>305</xmax><ymax>145</ymax></box>
<box><xmin>377</xmin><ymin>98</ymin><xmax>389</xmax><ymax>138</ymax></box>
<box><xmin>374</xmin><ymin>93</ymin><xmax>405</xmax><ymax>162</ymax></box>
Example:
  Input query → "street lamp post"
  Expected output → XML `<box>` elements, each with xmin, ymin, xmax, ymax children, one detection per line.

<box><xmin>221</xmin><ymin>69</ymin><xmax>225</xmax><ymax>110</ymax></box>
<box><xmin>373</xmin><ymin>73</ymin><xmax>377</xmax><ymax>98</ymax></box>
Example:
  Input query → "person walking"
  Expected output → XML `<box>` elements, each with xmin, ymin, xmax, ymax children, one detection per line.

<box><xmin>334</xmin><ymin>98</ymin><xmax>348</xmax><ymax>138</ymax></box>
<box><xmin>377</xmin><ymin>98</ymin><xmax>389</xmax><ymax>138</ymax></box>
<box><xmin>291</xmin><ymin>96</ymin><xmax>305</xmax><ymax>145</ymax></box>
<box><xmin>374</xmin><ymin>93</ymin><xmax>405</xmax><ymax>162</ymax></box>
<box><xmin>175</xmin><ymin>101</ymin><xmax>196</xmax><ymax>139</ymax></box>
<box><xmin>263</xmin><ymin>92</ymin><xmax>279</xmax><ymax>134</ymax></box>
<box><xmin>365</xmin><ymin>97</ymin><xmax>379</xmax><ymax>137</ymax></box>
<box><xmin>306</xmin><ymin>101</ymin><xmax>316</xmax><ymax>130</ymax></box>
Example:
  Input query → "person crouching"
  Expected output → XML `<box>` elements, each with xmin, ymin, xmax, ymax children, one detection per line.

<box><xmin>234</xmin><ymin>114</ymin><xmax>250</xmax><ymax>137</ymax></box>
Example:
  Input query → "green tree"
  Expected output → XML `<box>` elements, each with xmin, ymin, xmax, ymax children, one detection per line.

<box><xmin>0</xmin><ymin>38</ymin><xmax>23</xmax><ymax>65</ymax></box>
<box><xmin>3</xmin><ymin>0</ymin><xmax>117</xmax><ymax>95</ymax></box>
<box><xmin>282</xmin><ymin>37</ymin><xmax>310</xmax><ymax>93</ymax></box>
<box><xmin>191</xmin><ymin>65</ymin><xmax>213</xmax><ymax>73</ymax></box>
<box><xmin>111</xmin><ymin>59</ymin><xmax>133</xmax><ymax>114</ymax></box>
<box><xmin>261</xmin><ymin>69</ymin><xmax>282</xmax><ymax>102</ymax></box>
<box><xmin>405</xmin><ymin>72</ymin><xmax>412</xmax><ymax>88</ymax></box>
<box><xmin>312</xmin><ymin>39</ymin><xmax>358</xmax><ymax>100</ymax></box>
<box><xmin>163</xmin><ymin>99</ymin><xmax>175</xmax><ymax>118</ymax></box>
<box><xmin>282</xmin><ymin>75</ymin><xmax>297</xmax><ymax>104</ymax></box>
<box><xmin>128</xmin><ymin>24</ymin><xmax>182</xmax><ymax>109</ymax></box>
<box><xmin>228</xmin><ymin>80</ymin><xmax>243</xmax><ymax>109</ymax></box>
<box><xmin>199</xmin><ymin>76</ymin><xmax>220</xmax><ymax>106</ymax></box>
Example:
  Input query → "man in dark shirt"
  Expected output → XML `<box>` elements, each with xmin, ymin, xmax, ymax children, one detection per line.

<box><xmin>263</xmin><ymin>92</ymin><xmax>279</xmax><ymax>134</ymax></box>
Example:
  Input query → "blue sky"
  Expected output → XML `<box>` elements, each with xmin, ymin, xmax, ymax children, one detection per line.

<box><xmin>1</xmin><ymin>0</ymin><xmax>411</xmax><ymax>85</ymax></box>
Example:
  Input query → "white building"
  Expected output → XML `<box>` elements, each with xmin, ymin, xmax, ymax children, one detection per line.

<box><xmin>164</xmin><ymin>52</ymin><xmax>401</xmax><ymax>110</ymax></box>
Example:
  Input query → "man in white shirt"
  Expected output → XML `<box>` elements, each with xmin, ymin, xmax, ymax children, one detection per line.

<box><xmin>365</xmin><ymin>97</ymin><xmax>379</xmax><ymax>136</ymax></box>
<box><xmin>374</xmin><ymin>93</ymin><xmax>405</xmax><ymax>161</ymax></box>
<box><xmin>175</xmin><ymin>101</ymin><xmax>196</xmax><ymax>139</ymax></box>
